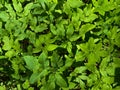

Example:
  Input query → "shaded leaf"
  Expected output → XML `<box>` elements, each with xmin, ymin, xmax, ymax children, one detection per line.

<box><xmin>55</xmin><ymin>73</ymin><xmax>67</xmax><ymax>87</ymax></box>
<box><xmin>30</xmin><ymin>69</ymin><xmax>49</xmax><ymax>84</ymax></box>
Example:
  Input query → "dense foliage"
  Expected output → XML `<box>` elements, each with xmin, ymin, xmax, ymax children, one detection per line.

<box><xmin>0</xmin><ymin>0</ymin><xmax>120</xmax><ymax>90</ymax></box>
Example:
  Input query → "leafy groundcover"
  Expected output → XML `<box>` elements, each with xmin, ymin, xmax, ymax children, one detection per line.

<box><xmin>0</xmin><ymin>0</ymin><xmax>120</xmax><ymax>90</ymax></box>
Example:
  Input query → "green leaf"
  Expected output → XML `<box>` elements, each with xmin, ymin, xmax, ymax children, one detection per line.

<box><xmin>41</xmin><ymin>74</ymin><xmax>56</xmax><ymax>90</ymax></box>
<box><xmin>38</xmin><ymin>51</ymin><xmax>49</xmax><ymax>68</ymax></box>
<box><xmin>71</xmin><ymin>12</ymin><xmax>81</xmax><ymax>30</ymax></box>
<box><xmin>48</xmin><ymin>81</ymin><xmax>55</xmax><ymax>90</ymax></box>
<box><xmin>49</xmin><ymin>2</ymin><xmax>57</xmax><ymax>11</ymax></box>
<box><xmin>79</xmin><ymin>75</ymin><xmax>88</xmax><ymax>80</ymax></box>
<box><xmin>67</xmin><ymin>82</ymin><xmax>76</xmax><ymax>89</ymax></box>
<box><xmin>0</xmin><ymin>21</ymin><xmax>2</xmax><ymax>28</ymax></box>
<box><xmin>42</xmin><ymin>74</ymin><xmax>56</xmax><ymax>90</ymax></box>
<box><xmin>17</xmin><ymin>33</ymin><xmax>26</xmax><ymax>40</ymax></box>
<box><xmin>17</xmin><ymin>84</ymin><xmax>22</xmax><ymax>90</ymax></box>
<box><xmin>55</xmin><ymin>9</ymin><xmax>62</xmax><ymax>14</ymax></box>
<box><xmin>106</xmin><ymin>65</ymin><xmax>115</xmax><ymax>76</ymax></box>
<box><xmin>34</xmin><ymin>24</ymin><xmax>48</xmax><ymax>33</ymax></box>
<box><xmin>53</xmin><ymin>0</ymin><xmax>58</xmax><ymax>4</ymax></box>
<box><xmin>74</xmin><ymin>66</ymin><xmax>87</xmax><ymax>74</ymax></box>
<box><xmin>66</xmin><ymin>24</ymin><xmax>74</xmax><ymax>38</ymax></box>
<box><xmin>80</xmin><ymin>24</ymin><xmax>96</xmax><ymax>40</ymax></box>
<box><xmin>28</xmin><ymin>87</ymin><xmax>34</xmax><ymax>90</ymax></box>
<box><xmin>26</xmin><ymin>31</ymin><xmax>36</xmax><ymax>44</ymax></box>
<box><xmin>23</xmin><ymin>2</ymin><xmax>33</xmax><ymax>16</ymax></box>
<box><xmin>2</xmin><ymin>36</ymin><xmax>13</xmax><ymax>50</ymax></box>
<box><xmin>77</xmin><ymin>43</ymin><xmax>88</xmax><ymax>54</ymax></box>
<box><xmin>56</xmin><ymin>23</ymin><xmax>65</xmax><ymax>36</ymax></box>
<box><xmin>30</xmin><ymin>69</ymin><xmax>49</xmax><ymax>84</ymax></box>
<box><xmin>22</xmin><ymin>80</ymin><xmax>30</xmax><ymax>89</ymax></box>
<box><xmin>59</xmin><ymin>55</ymin><xmax>73</xmax><ymax>72</ymax></box>
<box><xmin>23</xmin><ymin>56</ymin><xmax>39</xmax><ymax>71</ymax></box>
<box><xmin>38</xmin><ymin>51</ymin><xmax>47</xmax><ymax>61</ymax></box>
<box><xmin>115</xmin><ymin>33</ymin><xmax>120</xmax><ymax>47</ymax></box>
<box><xmin>69</xmin><ymin>34</ymin><xmax>80</xmax><ymax>41</ymax></box>
<box><xmin>100</xmin><ymin>56</ymin><xmax>110</xmax><ymax>76</ymax></box>
<box><xmin>67</xmin><ymin>42</ymin><xmax>72</xmax><ymax>53</ymax></box>
<box><xmin>0</xmin><ymin>85</ymin><xmax>6</xmax><ymax>90</ymax></box>
<box><xmin>79</xmin><ymin>79</ymin><xmax>85</xmax><ymax>89</ymax></box>
<box><xmin>38</xmin><ymin>0</ymin><xmax>46</xmax><ymax>10</ymax></box>
<box><xmin>50</xmin><ymin>24</ymin><xmax>57</xmax><ymax>35</ymax></box>
<box><xmin>63</xmin><ymin>2</ymin><xmax>72</xmax><ymax>15</ymax></box>
<box><xmin>87</xmin><ymin>53</ymin><xmax>96</xmax><ymax>65</ymax></box>
<box><xmin>29</xmin><ymin>72</ymin><xmax>40</xmax><ymax>84</ymax></box>
<box><xmin>13</xmin><ymin>0</ymin><xmax>23</xmax><ymax>12</ymax></box>
<box><xmin>41</xmin><ymin>81</ymin><xmax>55</xmax><ymax>90</ymax></box>
<box><xmin>50</xmin><ymin>51</ymin><xmax>60</xmax><ymax>68</ymax></box>
<box><xmin>0</xmin><ymin>3</ymin><xmax>3</xmax><ymax>8</ymax></box>
<box><xmin>64</xmin><ymin>55</ymin><xmax>73</xmax><ymax>68</ymax></box>
<box><xmin>5</xmin><ymin>49</ymin><xmax>15</xmax><ymax>58</ymax></box>
<box><xmin>84</xmin><ymin>14</ymin><xmax>98</xmax><ymax>22</ymax></box>
<box><xmin>102</xmin><ymin>84</ymin><xmax>112</xmax><ymax>90</ymax></box>
<box><xmin>0</xmin><ymin>11</ymin><xmax>9</xmax><ymax>22</ymax></box>
<box><xmin>5</xmin><ymin>3</ymin><xmax>16</xmax><ymax>18</ymax></box>
<box><xmin>100</xmin><ymin>56</ymin><xmax>110</xmax><ymax>69</ymax></box>
<box><xmin>75</xmin><ymin>50</ymin><xmax>85</xmax><ymax>62</ymax></box>
<box><xmin>67</xmin><ymin>0</ymin><xmax>84</xmax><ymax>8</ymax></box>
<box><xmin>55</xmin><ymin>73</ymin><xmax>67</xmax><ymax>87</ymax></box>
<box><xmin>46</xmin><ymin>44</ymin><xmax>58</xmax><ymax>51</ymax></box>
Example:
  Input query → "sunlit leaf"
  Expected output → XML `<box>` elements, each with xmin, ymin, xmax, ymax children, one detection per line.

<box><xmin>5</xmin><ymin>49</ymin><xmax>15</xmax><ymax>58</ymax></box>
<box><xmin>2</xmin><ymin>36</ymin><xmax>13</xmax><ymax>50</ymax></box>
<box><xmin>23</xmin><ymin>56</ymin><xmax>39</xmax><ymax>71</ymax></box>
<box><xmin>80</xmin><ymin>24</ymin><xmax>96</xmax><ymax>40</ymax></box>
<box><xmin>34</xmin><ymin>24</ymin><xmax>48</xmax><ymax>33</ymax></box>
<box><xmin>22</xmin><ymin>80</ymin><xmax>30</xmax><ymax>89</ymax></box>
<box><xmin>13</xmin><ymin>0</ymin><xmax>23</xmax><ymax>12</ymax></box>
<box><xmin>46</xmin><ymin>44</ymin><xmax>58</xmax><ymax>51</ymax></box>
<box><xmin>0</xmin><ymin>11</ymin><xmax>9</xmax><ymax>22</ymax></box>
<box><xmin>67</xmin><ymin>0</ymin><xmax>84</xmax><ymax>8</ymax></box>
<box><xmin>23</xmin><ymin>2</ymin><xmax>33</xmax><ymax>16</ymax></box>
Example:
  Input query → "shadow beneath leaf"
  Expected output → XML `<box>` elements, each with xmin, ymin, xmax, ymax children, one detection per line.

<box><xmin>114</xmin><ymin>67</ymin><xmax>120</xmax><ymax>87</ymax></box>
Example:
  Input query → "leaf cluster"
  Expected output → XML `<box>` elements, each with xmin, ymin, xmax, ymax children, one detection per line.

<box><xmin>0</xmin><ymin>0</ymin><xmax>120</xmax><ymax>90</ymax></box>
